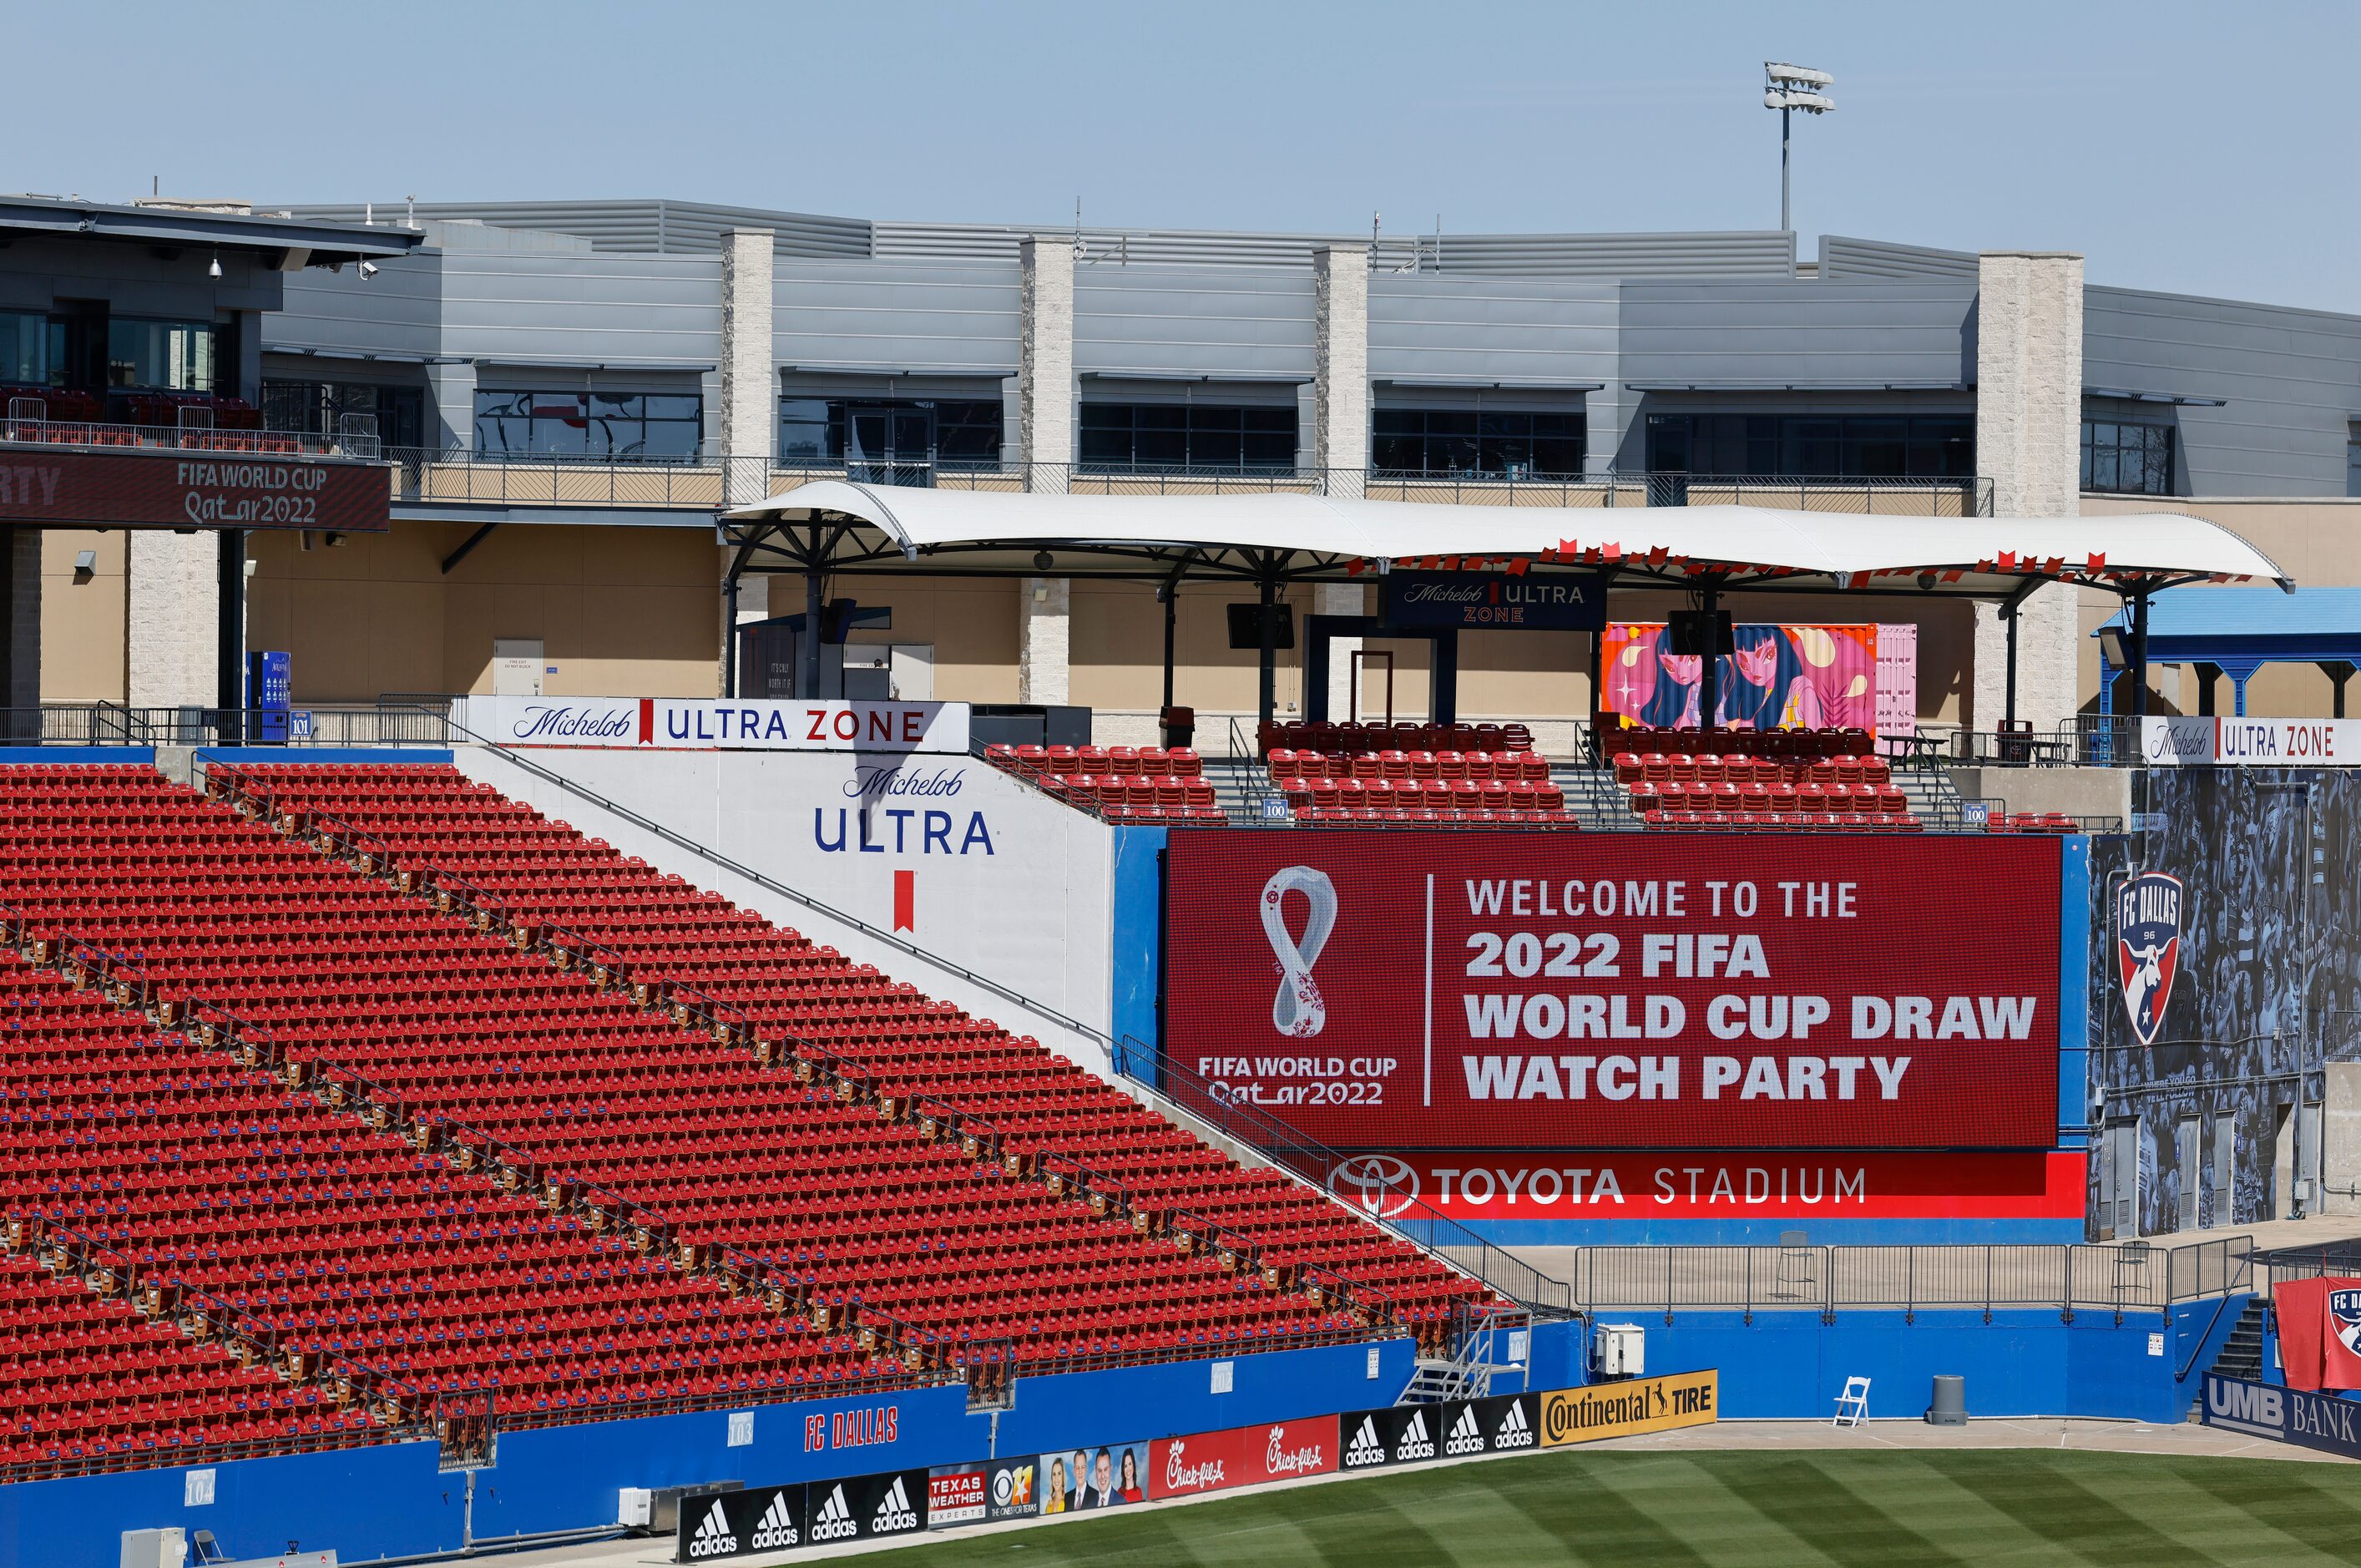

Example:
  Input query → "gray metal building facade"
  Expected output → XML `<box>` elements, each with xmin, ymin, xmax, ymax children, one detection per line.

<box><xmin>265</xmin><ymin>202</ymin><xmax>2361</xmax><ymax>499</ymax></box>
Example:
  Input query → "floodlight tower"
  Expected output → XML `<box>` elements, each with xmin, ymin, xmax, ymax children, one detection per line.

<box><xmin>1763</xmin><ymin>63</ymin><xmax>1835</xmax><ymax>233</ymax></box>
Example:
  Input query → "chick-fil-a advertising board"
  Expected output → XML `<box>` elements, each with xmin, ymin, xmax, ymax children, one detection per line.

<box><xmin>1148</xmin><ymin>1416</ymin><xmax>1339</xmax><ymax>1501</ymax></box>
<box><xmin>1162</xmin><ymin>830</ymin><xmax>2062</xmax><ymax>1149</ymax></box>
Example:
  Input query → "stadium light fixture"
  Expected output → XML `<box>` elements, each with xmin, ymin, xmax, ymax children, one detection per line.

<box><xmin>1763</xmin><ymin>62</ymin><xmax>1835</xmax><ymax>235</ymax></box>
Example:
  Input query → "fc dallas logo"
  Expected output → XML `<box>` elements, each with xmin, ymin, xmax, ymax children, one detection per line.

<box><xmin>2115</xmin><ymin>871</ymin><xmax>2184</xmax><ymax>1048</ymax></box>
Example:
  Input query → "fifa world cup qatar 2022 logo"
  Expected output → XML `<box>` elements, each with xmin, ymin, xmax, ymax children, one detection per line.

<box><xmin>2115</xmin><ymin>871</ymin><xmax>2184</xmax><ymax>1048</ymax></box>
<box><xmin>1260</xmin><ymin>866</ymin><xmax>1337</xmax><ymax>1037</ymax></box>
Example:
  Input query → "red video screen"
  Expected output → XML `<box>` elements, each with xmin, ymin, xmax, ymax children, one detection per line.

<box><xmin>1162</xmin><ymin>830</ymin><xmax>2061</xmax><ymax>1149</ymax></box>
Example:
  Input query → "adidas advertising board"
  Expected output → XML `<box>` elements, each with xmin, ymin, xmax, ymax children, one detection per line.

<box><xmin>805</xmin><ymin>1466</ymin><xmax>930</xmax><ymax>1542</ymax></box>
<box><xmin>1438</xmin><ymin>1393</ymin><xmax>1539</xmax><ymax>1457</ymax></box>
<box><xmin>673</xmin><ymin>1484</ymin><xmax>805</xmax><ymax>1562</ymax></box>
<box><xmin>1339</xmin><ymin>1404</ymin><xmax>1440</xmax><ymax>1469</ymax></box>
<box><xmin>1543</xmin><ymin>1370</ymin><xmax>1720</xmax><ymax>1446</ymax></box>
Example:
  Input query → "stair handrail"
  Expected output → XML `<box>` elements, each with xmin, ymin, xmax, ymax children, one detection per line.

<box><xmin>203</xmin><ymin>767</ymin><xmax>1415</xmax><ymax>1366</ymax></box>
<box><xmin>1115</xmin><ymin>1035</ymin><xmax>1575</xmax><ymax>1314</ymax></box>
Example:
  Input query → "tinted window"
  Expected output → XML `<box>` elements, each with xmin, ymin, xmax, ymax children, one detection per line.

<box><xmin>1368</xmin><ymin>407</ymin><xmax>1587</xmax><ymax>478</ymax></box>
<box><xmin>473</xmin><ymin>390</ymin><xmax>703</xmax><ymax>460</ymax></box>
<box><xmin>1077</xmin><ymin>402</ymin><xmax>1299</xmax><ymax>473</ymax></box>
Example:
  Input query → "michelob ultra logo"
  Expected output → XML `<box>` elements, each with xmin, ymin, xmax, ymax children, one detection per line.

<box><xmin>1544</xmin><ymin>1369</ymin><xmax>1718</xmax><ymax>1446</ymax></box>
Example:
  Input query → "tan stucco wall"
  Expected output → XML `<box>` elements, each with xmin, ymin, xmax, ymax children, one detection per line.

<box><xmin>40</xmin><ymin>529</ymin><xmax>128</xmax><ymax>702</ymax></box>
<box><xmin>244</xmin><ymin>521</ymin><xmax>723</xmax><ymax>702</ymax></box>
<box><xmin>2079</xmin><ymin>497</ymin><xmax>2361</xmax><ymax>718</ymax></box>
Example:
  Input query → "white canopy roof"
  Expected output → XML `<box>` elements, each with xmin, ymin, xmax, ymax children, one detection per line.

<box><xmin>725</xmin><ymin>480</ymin><xmax>2293</xmax><ymax>595</ymax></box>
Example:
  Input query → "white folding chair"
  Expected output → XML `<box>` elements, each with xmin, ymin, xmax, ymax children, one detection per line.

<box><xmin>1832</xmin><ymin>1375</ymin><xmax>1871</xmax><ymax>1427</ymax></box>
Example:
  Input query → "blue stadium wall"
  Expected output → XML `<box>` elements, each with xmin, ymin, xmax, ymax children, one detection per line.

<box><xmin>1</xmin><ymin>1303</ymin><xmax>2243</xmax><ymax>1565</ymax></box>
<box><xmin>1115</xmin><ymin>824</ymin><xmax>2092</xmax><ymax>1246</ymax></box>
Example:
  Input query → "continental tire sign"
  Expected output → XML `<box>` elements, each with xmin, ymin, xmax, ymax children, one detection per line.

<box><xmin>1543</xmin><ymin>1370</ymin><xmax>1718</xmax><ymax>1446</ymax></box>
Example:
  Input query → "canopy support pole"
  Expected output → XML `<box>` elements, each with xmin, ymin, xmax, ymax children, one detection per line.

<box><xmin>2129</xmin><ymin>584</ymin><xmax>2153</xmax><ymax>721</ymax></box>
<box><xmin>1159</xmin><ymin>558</ymin><xmax>1188</xmax><ymax>714</ymax></box>
<box><xmin>1997</xmin><ymin>575</ymin><xmax>2044</xmax><ymax>731</ymax></box>
<box><xmin>1256</xmin><ymin>558</ymin><xmax>1278</xmax><ymax>736</ymax></box>
<box><xmin>801</xmin><ymin>564</ymin><xmax>824</xmax><ymax>701</ymax></box>
<box><xmin>2323</xmin><ymin>660</ymin><xmax>2357</xmax><ymax>720</ymax></box>
<box><xmin>1698</xmin><ymin>578</ymin><xmax>1721</xmax><ymax>732</ymax></box>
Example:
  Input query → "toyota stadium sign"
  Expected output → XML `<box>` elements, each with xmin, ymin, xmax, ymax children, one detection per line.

<box><xmin>1162</xmin><ymin>829</ymin><xmax>2064</xmax><ymax>1148</ymax></box>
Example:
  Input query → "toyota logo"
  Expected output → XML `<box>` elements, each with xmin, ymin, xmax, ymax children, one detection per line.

<box><xmin>1327</xmin><ymin>1155</ymin><xmax>1418</xmax><ymax>1218</ymax></box>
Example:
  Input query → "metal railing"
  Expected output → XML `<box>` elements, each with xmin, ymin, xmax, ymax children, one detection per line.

<box><xmin>1559</xmin><ymin>1234</ymin><xmax>2257</xmax><ymax>1323</ymax></box>
<box><xmin>0</xmin><ymin>702</ymin><xmax>456</xmax><ymax>748</ymax></box>
<box><xmin>373</xmin><ymin>450</ymin><xmax>1995</xmax><ymax>516</ymax></box>
<box><xmin>0</xmin><ymin>413</ymin><xmax>371</xmax><ymax>460</ymax></box>
<box><xmin>1114</xmin><ymin>1035</ymin><xmax>1572</xmax><ymax>1315</ymax></box>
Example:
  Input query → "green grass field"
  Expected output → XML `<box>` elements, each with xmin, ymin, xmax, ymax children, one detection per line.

<box><xmin>858</xmin><ymin>1448</ymin><xmax>2361</xmax><ymax>1566</ymax></box>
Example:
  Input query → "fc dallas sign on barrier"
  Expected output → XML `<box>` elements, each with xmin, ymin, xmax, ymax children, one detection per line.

<box><xmin>1164</xmin><ymin>830</ymin><xmax>2063</xmax><ymax>1148</ymax></box>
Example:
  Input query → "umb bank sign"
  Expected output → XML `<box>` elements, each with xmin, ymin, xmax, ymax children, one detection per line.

<box><xmin>2203</xmin><ymin>1373</ymin><xmax>2361</xmax><ymax>1459</ymax></box>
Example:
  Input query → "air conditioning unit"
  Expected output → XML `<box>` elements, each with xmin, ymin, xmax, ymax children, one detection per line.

<box><xmin>1592</xmin><ymin>1322</ymin><xmax>1645</xmax><ymax>1378</ymax></box>
<box><xmin>119</xmin><ymin>1530</ymin><xmax>185</xmax><ymax>1568</ymax></box>
<box><xmin>619</xmin><ymin>1481</ymin><xmax>741</xmax><ymax>1535</ymax></box>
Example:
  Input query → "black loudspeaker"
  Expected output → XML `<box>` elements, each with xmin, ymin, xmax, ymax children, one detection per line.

<box><xmin>1227</xmin><ymin>603</ymin><xmax>1296</xmax><ymax>650</ymax></box>
<box><xmin>1666</xmin><ymin>609</ymin><xmax>1734</xmax><ymax>655</ymax></box>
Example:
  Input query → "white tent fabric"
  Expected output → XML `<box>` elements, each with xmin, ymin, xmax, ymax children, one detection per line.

<box><xmin>727</xmin><ymin>479</ymin><xmax>2293</xmax><ymax>592</ymax></box>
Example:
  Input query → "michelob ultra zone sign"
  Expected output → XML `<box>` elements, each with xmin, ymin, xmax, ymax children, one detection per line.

<box><xmin>465</xmin><ymin>695</ymin><xmax>970</xmax><ymax>755</ymax></box>
<box><xmin>1163</xmin><ymin>829</ymin><xmax>2064</xmax><ymax>1148</ymax></box>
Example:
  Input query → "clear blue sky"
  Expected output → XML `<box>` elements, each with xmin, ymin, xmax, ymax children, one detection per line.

<box><xmin>17</xmin><ymin>1</ymin><xmax>2358</xmax><ymax>312</ymax></box>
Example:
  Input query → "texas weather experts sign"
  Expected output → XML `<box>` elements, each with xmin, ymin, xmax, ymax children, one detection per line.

<box><xmin>2141</xmin><ymin>716</ymin><xmax>2361</xmax><ymax>766</ymax></box>
<box><xmin>1163</xmin><ymin>829</ymin><xmax>2065</xmax><ymax>1148</ymax></box>
<box><xmin>467</xmin><ymin>696</ymin><xmax>970</xmax><ymax>755</ymax></box>
<box><xmin>1382</xmin><ymin>569</ymin><xmax>1608</xmax><ymax>632</ymax></box>
<box><xmin>0</xmin><ymin>446</ymin><xmax>389</xmax><ymax>531</ymax></box>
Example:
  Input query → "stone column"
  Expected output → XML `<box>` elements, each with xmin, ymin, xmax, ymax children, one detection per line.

<box><xmin>1018</xmin><ymin>577</ymin><xmax>1070</xmax><ymax>705</ymax></box>
<box><xmin>720</xmin><ymin>228</ymin><xmax>776</xmax><ymax>508</ymax></box>
<box><xmin>1316</xmin><ymin>581</ymin><xmax>1365</xmax><ymax>720</ymax></box>
<box><xmin>125</xmin><ymin>531</ymin><xmax>220</xmax><ymax>710</ymax></box>
<box><xmin>1971</xmin><ymin>250</ymin><xmax>2085</xmax><ymax>732</ymax></box>
<box><xmin>1312</xmin><ymin>245</ymin><xmax>1369</xmax><ymax>498</ymax></box>
<box><xmin>1019</xmin><ymin>238</ymin><xmax>1075</xmax><ymax>493</ymax></box>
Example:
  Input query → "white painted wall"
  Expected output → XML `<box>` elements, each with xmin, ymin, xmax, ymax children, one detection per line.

<box><xmin>451</xmin><ymin>743</ymin><xmax>1118</xmax><ymax>1068</ymax></box>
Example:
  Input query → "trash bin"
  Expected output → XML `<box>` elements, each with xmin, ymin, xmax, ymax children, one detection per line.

<box><xmin>1926</xmin><ymin>1374</ymin><xmax>1967</xmax><ymax>1425</ymax></box>
<box><xmin>1160</xmin><ymin>705</ymin><xmax>1196</xmax><ymax>750</ymax></box>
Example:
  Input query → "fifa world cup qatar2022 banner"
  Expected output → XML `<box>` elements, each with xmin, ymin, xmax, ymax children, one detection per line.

<box><xmin>1163</xmin><ymin>830</ymin><xmax>2064</xmax><ymax>1148</ymax></box>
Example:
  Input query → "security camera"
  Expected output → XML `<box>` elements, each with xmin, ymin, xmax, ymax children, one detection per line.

<box><xmin>357</xmin><ymin>261</ymin><xmax>380</xmax><ymax>281</ymax></box>
<box><xmin>1033</xmin><ymin>550</ymin><xmax>1054</xmax><ymax>572</ymax></box>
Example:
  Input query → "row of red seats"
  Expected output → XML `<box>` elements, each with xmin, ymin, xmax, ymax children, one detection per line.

<box><xmin>1270</xmin><ymin>749</ymin><xmax>1549</xmax><ymax>784</ymax></box>
<box><xmin>1257</xmin><ymin>720</ymin><xmax>1534</xmax><ymax>758</ymax></box>
<box><xmin>1987</xmin><ymin>812</ymin><xmax>2080</xmax><ymax>834</ymax></box>
<box><xmin>1606</xmin><ymin>725</ymin><xmax>1872</xmax><ymax>760</ymax></box>
<box><xmin>1640</xmin><ymin>810</ymin><xmax>1925</xmax><ymax>834</ymax></box>
<box><xmin>985</xmin><ymin>744</ymin><xmax>1203</xmax><ymax>779</ymax></box>
<box><xmin>1611</xmin><ymin>751</ymin><xmax>1890</xmax><ymax>787</ymax></box>
<box><xmin>1283</xmin><ymin>778</ymin><xmax>1568</xmax><ymax>813</ymax></box>
<box><xmin>1626</xmin><ymin>780</ymin><xmax>1907</xmax><ymax>814</ymax></box>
